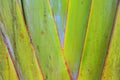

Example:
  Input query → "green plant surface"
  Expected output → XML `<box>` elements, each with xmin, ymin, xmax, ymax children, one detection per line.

<box><xmin>21</xmin><ymin>0</ymin><xmax>70</xmax><ymax>80</ymax></box>
<box><xmin>0</xmin><ymin>0</ymin><xmax>43</xmax><ymax>80</ymax></box>
<box><xmin>0</xmin><ymin>0</ymin><xmax>120</xmax><ymax>80</ymax></box>
<box><xmin>78</xmin><ymin>0</ymin><xmax>118</xmax><ymax>80</ymax></box>
<box><xmin>49</xmin><ymin>0</ymin><xmax>68</xmax><ymax>46</ymax></box>
<box><xmin>101</xmin><ymin>3</ymin><xmax>120</xmax><ymax>80</ymax></box>
<box><xmin>0</xmin><ymin>22</ymin><xmax>18</xmax><ymax>80</ymax></box>
<box><xmin>64</xmin><ymin>0</ymin><xmax>92</xmax><ymax>79</ymax></box>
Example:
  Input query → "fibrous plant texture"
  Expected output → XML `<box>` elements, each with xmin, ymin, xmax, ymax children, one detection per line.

<box><xmin>0</xmin><ymin>0</ymin><xmax>120</xmax><ymax>80</ymax></box>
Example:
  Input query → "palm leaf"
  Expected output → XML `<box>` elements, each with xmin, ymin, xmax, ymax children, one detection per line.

<box><xmin>0</xmin><ymin>22</ymin><xmax>18</xmax><ymax>80</ymax></box>
<box><xmin>49</xmin><ymin>0</ymin><xmax>68</xmax><ymax>47</ymax></box>
<box><xmin>101</xmin><ymin>2</ymin><xmax>120</xmax><ymax>80</ymax></box>
<box><xmin>20</xmin><ymin>0</ymin><xmax>70</xmax><ymax>80</ymax></box>
<box><xmin>64</xmin><ymin>0</ymin><xmax>92</xmax><ymax>79</ymax></box>
<box><xmin>0</xmin><ymin>0</ymin><xmax>43</xmax><ymax>79</ymax></box>
<box><xmin>78</xmin><ymin>0</ymin><xmax>118</xmax><ymax>80</ymax></box>
<box><xmin>0</xmin><ymin>0</ymin><xmax>120</xmax><ymax>80</ymax></box>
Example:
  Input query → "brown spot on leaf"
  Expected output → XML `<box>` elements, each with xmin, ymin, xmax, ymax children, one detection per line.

<box><xmin>41</xmin><ymin>31</ymin><xmax>44</xmax><ymax>35</ymax></box>
<box><xmin>20</xmin><ymin>33</ymin><xmax>24</xmax><ymax>39</ymax></box>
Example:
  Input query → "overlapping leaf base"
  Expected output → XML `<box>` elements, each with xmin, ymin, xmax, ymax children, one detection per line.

<box><xmin>0</xmin><ymin>0</ymin><xmax>120</xmax><ymax>80</ymax></box>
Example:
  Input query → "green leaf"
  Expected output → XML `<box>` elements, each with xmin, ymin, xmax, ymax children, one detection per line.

<box><xmin>21</xmin><ymin>0</ymin><xmax>70</xmax><ymax>79</ymax></box>
<box><xmin>64</xmin><ymin>0</ymin><xmax>92</xmax><ymax>79</ymax></box>
<box><xmin>0</xmin><ymin>0</ymin><xmax>43</xmax><ymax>79</ymax></box>
<box><xmin>78</xmin><ymin>0</ymin><xmax>118</xmax><ymax>80</ymax></box>
<box><xmin>0</xmin><ymin>22</ymin><xmax>18</xmax><ymax>80</ymax></box>
<box><xmin>49</xmin><ymin>0</ymin><xmax>68</xmax><ymax>46</ymax></box>
<box><xmin>101</xmin><ymin>2</ymin><xmax>120</xmax><ymax>80</ymax></box>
